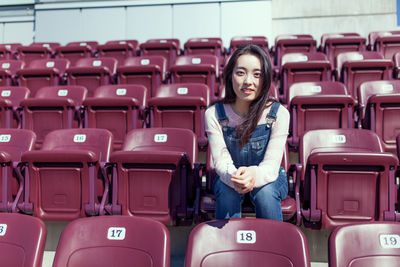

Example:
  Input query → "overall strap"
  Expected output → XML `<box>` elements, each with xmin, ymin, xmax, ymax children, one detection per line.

<box><xmin>215</xmin><ymin>102</ymin><xmax>229</xmax><ymax>123</ymax></box>
<box><xmin>266</xmin><ymin>101</ymin><xmax>280</xmax><ymax>128</ymax></box>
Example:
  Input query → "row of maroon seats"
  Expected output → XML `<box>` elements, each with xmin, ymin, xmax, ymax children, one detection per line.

<box><xmin>2</xmin><ymin>212</ymin><xmax>400</xmax><ymax>267</ymax></box>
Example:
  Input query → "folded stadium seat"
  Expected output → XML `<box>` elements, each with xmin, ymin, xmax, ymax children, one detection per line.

<box><xmin>18</xmin><ymin>128</ymin><xmax>113</xmax><ymax>220</ymax></box>
<box><xmin>97</xmin><ymin>40</ymin><xmax>139</xmax><ymax>65</ymax></box>
<box><xmin>83</xmin><ymin>84</ymin><xmax>148</xmax><ymax>150</ymax></box>
<box><xmin>329</xmin><ymin>222</ymin><xmax>400</xmax><ymax>267</ymax></box>
<box><xmin>0</xmin><ymin>213</ymin><xmax>46</xmax><ymax>267</ymax></box>
<box><xmin>357</xmin><ymin>80</ymin><xmax>400</xmax><ymax>153</ymax></box>
<box><xmin>55</xmin><ymin>41</ymin><xmax>98</xmax><ymax>66</ymax></box>
<box><xmin>0</xmin><ymin>59</ymin><xmax>24</xmax><ymax>86</ymax></box>
<box><xmin>185</xmin><ymin>218</ymin><xmax>310</xmax><ymax>267</ymax></box>
<box><xmin>319</xmin><ymin>32</ymin><xmax>366</xmax><ymax>69</ymax></box>
<box><xmin>16</xmin><ymin>42</ymin><xmax>60</xmax><ymax>66</ymax></box>
<box><xmin>280</xmin><ymin>52</ymin><xmax>332</xmax><ymax>104</ymax></box>
<box><xmin>66</xmin><ymin>57</ymin><xmax>118</xmax><ymax>96</ymax></box>
<box><xmin>0</xmin><ymin>129</ymin><xmax>36</xmax><ymax>213</ymax></box>
<box><xmin>230</xmin><ymin>36</ymin><xmax>269</xmax><ymax>54</ymax></box>
<box><xmin>17</xmin><ymin>58</ymin><xmax>70</xmax><ymax>96</ymax></box>
<box><xmin>116</xmin><ymin>55</ymin><xmax>167</xmax><ymax>97</ymax></box>
<box><xmin>148</xmin><ymin>83</ymin><xmax>210</xmax><ymax>150</ymax></box>
<box><xmin>184</xmin><ymin>37</ymin><xmax>226</xmax><ymax>70</ymax></box>
<box><xmin>291</xmin><ymin>129</ymin><xmax>399</xmax><ymax>230</ymax></box>
<box><xmin>108</xmin><ymin>128</ymin><xmax>200</xmax><ymax>226</ymax></box>
<box><xmin>53</xmin><ymin>216</ymin><xmax>169</xmax><ymax>267</ymax></box>
<box><xmin>20</xmin><ymin>85</ymin><xmax>87</xmax><ymax>148</ymax></box>
<box><xmin>140</xmin><ymin>38</ymin><xmax>181</xmax><ymax>68</ymax></box>
<box><xmin>393</xmin><ymin>51</ymin><xmax>400</xmax><ymax>79</ymax></box>
<box><xmin>287</xmin><ymin>81</ymin><xmax>355</xmax><ymax>149</ymax></box>
<box><xmin>273</xmin><ymin>34</ymin><xmax>317</xmax><ymax>78</ymax></box>
<box><xmin>170</xmin><ymin>55</ymin><xmax>219</xmax><ymax>99</ymax></box>
<box><xmin>0</xmin><ymin>86</ymin><xmax>30</xmax><ymax>128</ymax></box>
<box><xmin>369</xmin><ymin>30</ymin><xmax>400</xmax><ymax>59</ymax></box>
<box><xmin>0</xmin><ymin>43</ymin><xmax>22</xmax><ymax>60</ymax></box>
<box><xmin>335</xmin><ymin>51</ymin><xmax>393</xmax><ymax>104</ymax></box>
<box><xmin>269</xmin><ymin>82</ymin><xmax>280</xmax><ymax>100</ymax></box>
<box><xmin>200</xmin><ymin>143</ymin><xmax>296</xmax><ymax>222</ymax></box>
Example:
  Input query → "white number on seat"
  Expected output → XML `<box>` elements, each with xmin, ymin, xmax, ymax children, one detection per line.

<box><xmin>192</xmin><ymin>58</ymin><xmax>201</xmax><ymax>64</ymax></box>
<box><xmin>177</xmin><ymin>87</ymin><xmax>188</xmax><ymax>95</ymax></box>
<box><xmin>107</xmin><ymin>227</ymin><xmax>126</xmax><ymax>240</ymax></box>
<box><xmin>0</xmin><ymin>135</ymin><xmax>11</xmax><ymax>143</ymax></box>
<box><xmin>116</xmin><ymin>88</ymin><xmax>127</xmax><ymax>96</ymax></box>
<box><xmin>46</xmin><ymin>61</ymin><xmax>55</xmax><ymax>68</ymax></box>
<box><xmin>332</xmin><ymin>135</ymin><xmax>346</xmax><ymax>143</ymax></box>
<box><xmin>154</xmin><ymin>134</ymin><xmax>167</xmax><ymax>143</ymax></box>
<box><xmin>141</xmin><ymin>59</ymin><xmax>150</xmax><ymax>65</ymax></box>
<box><xmin>310</xmin><ymin>86</ymin><xmax>322</xmax><ymax>93</ymax></box>
<box><xmin>58</xmin><ymin>89</ymin><xmax>68</xmax><ymax>96</ymax></box>
<box><xmin>236</xmin><ymin>230</ymin><xmax>256</xmax><ymax>244</ymax></box>
<box><xmin>0</xmin><ymin>224</ymin><xmax>7</xmax><ymax>236</ymax></box>
<box><xmin>382</xmin><ymin>84</ymin><xmax>394</xmax><ymax>93</ymax></box>
<box><xmin>1</xmin><ymin>90</ymin><xmax>11</xmax><ymax>97</ymax></box>
<box><xmin>1</xmin><ymin>63</ymin><xmax>10</xmax><ymax>69</ymax></box>
<box><xmin>93</xmin><ymin>60</ymin><xmax>102</xmax><ymax>67</ymax></box>
<box><xmin>73</xmin><ymin>134</ymin><xmax>86</xmax><ymax>143</ymax></box>
<box><xmin>380</xmin><ymin>234</ymin><xmax>400</xmax><ymax>248</ymax></box>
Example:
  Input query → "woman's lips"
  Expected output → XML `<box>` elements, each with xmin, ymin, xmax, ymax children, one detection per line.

<box><xmin>241</xmin><ymin>88</ymin><xmax>254</xmax><ymax>95</ymax></box>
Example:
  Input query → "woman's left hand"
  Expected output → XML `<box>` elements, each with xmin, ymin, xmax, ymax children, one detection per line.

<box><xmin>231</xmin><ymin>166</ymin><xmax>256</xmax><ymax>194</ymax></box>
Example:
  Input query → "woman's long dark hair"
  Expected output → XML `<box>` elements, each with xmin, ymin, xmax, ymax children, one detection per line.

<box><xmin>223</xmin><ymin>44</ymin><xmax>274</xmax><ymax>147</ymax></box>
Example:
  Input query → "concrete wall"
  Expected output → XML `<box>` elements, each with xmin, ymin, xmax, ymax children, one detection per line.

<box><xmin>0</xmin><ymin>0</ymin><xmax>398</xmax><ymax>48</ymax></box>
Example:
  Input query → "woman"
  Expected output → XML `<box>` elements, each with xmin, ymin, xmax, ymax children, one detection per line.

<box><xmin>205</xmin><ymin>44</ymin><xmax>289</xmax><ymax>221</ymax></box>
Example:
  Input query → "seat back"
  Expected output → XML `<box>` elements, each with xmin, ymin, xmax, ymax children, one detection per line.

<box><xmin>20</xmin><ymin>128</ymin><xmax>113</xmax><ymax>220</ymax></box>
<box><xmin>230</xmin><ymin>36</ymin><xmax>269</xmax><ymax>54</ymax></box>
<box><xmin>55</xmin><ymin>41</ymin><xmax>98</xmax><ymax>66</ymax></box>
<box><xmin>20</xmin><ymin>85</ymin><xmax>87</xmax><ymax>148</ymax></box>
<box><xmin>185</xmin><ymin>218</ymin><xmax>310</xmax><ymax>267</ymax></box>
<box><xmin>299</xmin><ymin>129</ymin><xmax>399</xmax><ymax>229</ymax></box>
<box><xmin>329</xmin><ymin>222</ymin><xmax>400</xmax><ymax>267</ymax></box>
<box><xmin>0</xmin><ymin>43</ymin><xmax>22</xmax><ymax>60</ymax></box>
<box><xmin>67</xmin><ymin>57</ymin><xmax>118</xmax><ymax>96</ymax></box>
<box><xmin>369</xmin><ymin>30</ymin><xmax>400</xmax><ymax>59</ymax></box>
<box><xmin>17</xmin><ymin>42</ymin><xmax>60</xmax><ymax>65</ymax></box>
<box><xmin>0</xmin><ymin>60</ymin><xmax>24</xmax><ymax>86</ymax></box>
<box><xmin>0</xmin><ymin>129</ymin><xmax>36</xmax><ymax>212</ymax></box>
<box><xmin>288</xmin><ymin>81</ymin><xmax>355</xmax><ymax>148</ymax></box>
<box><xmin>140</xmin><ymin>38</ymin><xmax>181</xmax><ymax>68</ymax></box>
<box><xmin>53</xmin><ymin>216</ymin><xmax>169</xmax><ymax>267</ymax></box>
<box><xmin>97</xmin><ymin>40</ymin><xmax>139</xmax><ymax>64</ymax></box>
<box><xmin>0</xmin><ymin>86</ymin><xmax>30</xmax><ymax>128</ymax></box>
<box><xmin>358</xmin><ymin>80</ymin><xmax>400</xmax><ymax>152</ymax></box>
<box><xmin>0</xmin><ymin>213</ymin><xmax>46</xmax><ymax>267</ymax></box>
<box><xmin>148</xmin><ymin>83</ymin><xmax>210</xmax><ymax>149</ymax></box>
<box><xmin>320</xmin><ymin>33</ymin><xmax>366</xmax><ymax>69</ymax></box>
<box><xmin>110</xmin><ymin>128</ymin><xmax>198</xmax><ymax>225</ymax></box>
<box><xmin>170</xmin><ymin>55</ymin><xmax>219</xmax><ymax>97</ymax></box>
<box><xmin>117</xmin><ymin>55</ymin><xmax>167</xmax><ymax>97</ymax></box>
<box><xmin>336</xmin><ymin>51</ymin><xmax>393</xmax><ymax>102</ymax></box>
<box><xmin>83</xmin><ymin>84</ymin><xmax>148</xmax><ymax>150</ymax></box>
<box><xmin>184</xmin><ymin>37</ymin><xmax>225</xmax><ymax>65</ymax></box>
<box><xmin>280</xmin><ymin>52</ymin><xmax>332</xmax><ymax>103</ymax></box>
<box><xmin>17</xmin><ymin>58</ymin><xmax>70</xmax><ymax>96</ymax></box>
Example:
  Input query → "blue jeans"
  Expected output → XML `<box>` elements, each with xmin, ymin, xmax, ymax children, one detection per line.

<box><xmin>213</xmin><ymin>167</ymin><xmax>288</xmax><ymax>221</ymax></box>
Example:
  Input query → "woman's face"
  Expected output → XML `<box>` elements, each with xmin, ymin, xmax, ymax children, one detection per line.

<box><xmin>232</xmin><ymin>53</ymin><xmax>263</xmax><ymax>104</ymax></box>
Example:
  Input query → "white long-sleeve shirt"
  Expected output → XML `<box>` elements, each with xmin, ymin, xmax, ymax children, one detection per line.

<box><xmin>205</xmin><ymin>102</ymin><xmax>289</xmax><ymax>189</ymax></box>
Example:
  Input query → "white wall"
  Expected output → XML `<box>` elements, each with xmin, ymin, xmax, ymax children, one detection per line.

<box><xmin>0</xmin><ymin>0</ymin><xmax>398</xmax><ymax>49</ymax></box>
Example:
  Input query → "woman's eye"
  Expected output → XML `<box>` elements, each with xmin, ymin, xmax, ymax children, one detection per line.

<box><xmin>236</xmin><ymin>71</ymin><xmax>245</xmax><ymax>76</ymax></box>
<box><xmin>254</xmin><ymin>72</ymin><xmax>261</xmax><ymax>78</ymax></box>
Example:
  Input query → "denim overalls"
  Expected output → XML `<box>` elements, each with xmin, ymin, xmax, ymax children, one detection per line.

<box><xmin>213</xmin><ymin>101</ymin><xmax>288</xmax><ymax>221</ymax></box>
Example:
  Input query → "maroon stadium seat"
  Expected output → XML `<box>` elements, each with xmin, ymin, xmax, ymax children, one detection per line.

<box><xmin>83</xmin><ymin>84</ymin><xmax>147</xmax><ymax>150</ymax></box>
<box><xmin>287</xmin><ymin>81</ymin><xmax>355</xmax><ymax>149</ymax></box>
<box><xmin>17</xmin><ymin>58</ymin><xmax>70</xmax><ymax>96</ymax></box>
<box><xmin>0</xmin><ymin>59</ymin><xmax>24</xmax><ymax>86</ymax></box>
<box><xmin>329</xmin><ymin>222</ymin><xmax>400</xmax><ymax>267</ymax></box>
<box><xmin>66</xmin><ymin>57</ymin><xmax>117</xmax><ymax>96</ymax></box>
<box><xmin>0</xmin><ymin>43</ymin><xmax>22</xmax><ymax>60</ymax></box>
<box><xmin>18</xmin><ymin>128</ymin><xmax>113</xmax><ymax>220</ymax></box>
<box><xmin>109</xmin><ymin>128</ymin><xmax>199</xmax><ymax>225</ymax></box>
<box><xmin>20</xmin><ymin>85</ymin><xmax>87</xmax><ymax>148</ymax></box>
<box><xmin>140</xmin><ymin>38</ymin><xmax>181</xmax><ymax>68</ymax></box>
<box><xmin>117</xmin><ymin>55</ymin><xmax>167</xmax><ymax>97</ymax></box>
<box><xmin>280</xmin><ymin>52</ymin><xmax>332</xmax><ymax>104</ymax></box>
<box><xmin>230</xmin><ymin>36</ymin><xmax>269</xmax><ymax>54</ymax></box>
<box><xmin>184</xmin><ymin>37</ymin><xmax>225</xmax><ymax>68</ymax></box>
<box><xmin>55</xmin><ymin>41</ymin><xmax>98</xmax><ymax>66</ymax></box>
<box><xmin>17</xmin><ymin>42</ymin><xmax>60</xmax><ymax>66</ymax></box>
<box><xmin>293</xmin><ymin>129</ymin><xmax>399</xmax><ymax>229</ymax></box>
<box><xmin>53</xmin><ymin>216</ymin><xmax>169</xmax><ymax>267</ymax></box>
<box><xmin>0</xmin><ymin>213</ymin><xmax>46</xmax><ymax>267</ymax></box>
<box><xmin>185</xmin><ymin>218</ymin><xmax>310</xmax><ymax>267</ymax></box>
<box><xmin>369</xmin><ymin>30</ymin><xmax>400</xmax><ymax>59</ymax></box>
<box><xmin>0</xmin><ymin>86</ymin><xmax>30</xmax><ymax>128</ymax></box>
<box><xmin>0</xmin><ymin>129</ymin><xmax>35</xmax><ymax>213</ymax></box>
<box><xmin>148</xmin><ymin>83</ymin><xmax>210</xmax><ymax>149</ymax></box>
<box><xmin>357</xmin><ymin>80</ymin><xmax>400</xmax><ymax>152</ymax></box>
<box><xmin>97</xmin><ymin>40</ymin><xmax>139</xmax><ymax>65</ymax></box>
